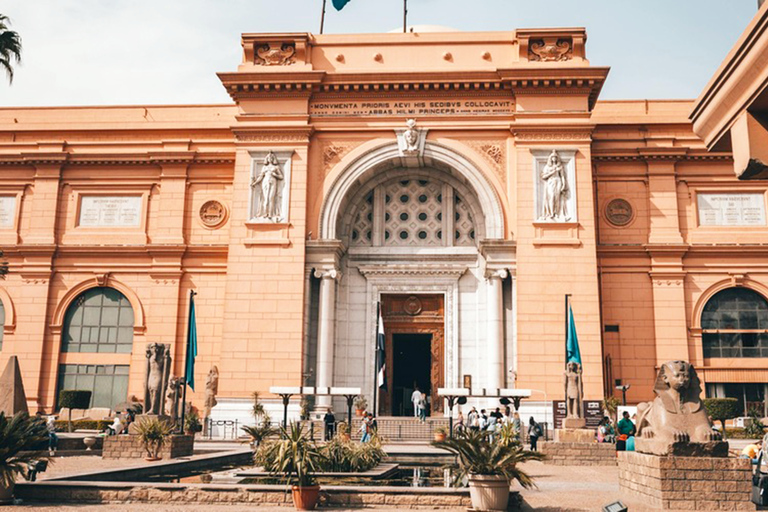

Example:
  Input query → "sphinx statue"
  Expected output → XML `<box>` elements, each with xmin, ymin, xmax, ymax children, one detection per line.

<box><xmin>635</xmin><ymin>360</ymin><xmax>726</xmax><ymax>457</ymax></box>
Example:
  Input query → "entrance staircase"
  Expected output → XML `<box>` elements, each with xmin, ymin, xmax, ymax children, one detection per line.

<box><xmin>310</xmin><ymin>416</ymin><xmax>450</xmax><ymax>442</ymax></box>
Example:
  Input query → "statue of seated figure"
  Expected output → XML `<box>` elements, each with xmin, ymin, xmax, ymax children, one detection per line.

<box><xmin>635</xmin><ymin>360</ymin><xmax>727</xmax><ymax>457</ymax></box>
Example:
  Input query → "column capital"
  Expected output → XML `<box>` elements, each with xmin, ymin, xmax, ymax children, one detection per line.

<box><xmin>314</xmin><ymin>268</ymin><xmax>341</xmax><ymax>280</ymax></box>
<box><xmin>485</xmin><ymin>268</ymin><xmax>509</xmax><ymax>280</ymax></box>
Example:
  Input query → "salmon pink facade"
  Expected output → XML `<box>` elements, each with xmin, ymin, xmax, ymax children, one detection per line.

<box><xmin>0</xmin><ymin>24</ymin><xmax>766</xmax><ymax>423</ymax></box>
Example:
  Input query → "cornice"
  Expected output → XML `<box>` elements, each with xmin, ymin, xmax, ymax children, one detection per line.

<box><xmin>357</xmin><ymin>264</ymin><xmax>467</xmax><ymax>278</ymax></box>
<box><xmin>0</xmin><ymin>154</ymin><xmax>235</xmax><ymax>166</ymax></box>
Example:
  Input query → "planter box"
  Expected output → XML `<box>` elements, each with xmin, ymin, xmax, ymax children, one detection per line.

<box><xmin>102</xmin><ymin>434</ymin><xmax>194</xmax><ymax>460</ymax></box>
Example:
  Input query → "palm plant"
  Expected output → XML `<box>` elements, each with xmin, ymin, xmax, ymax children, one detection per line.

<box><xmin>256</xmin><ymin>422</ymin><xmax>323</xmax><ymax>487</ymax></box>
<box><xmin>433</xmin><ymin>428</ymin><xmax>543</xmax><ymax>489</ymax></box>
<box><xmin>0</xmin><ymin>15</ymin><xmax>22</xmax><ymax>84</ymax></box>
<box><xmin>0</xmin><ymin>412</ymin><xmax>50</xmax><ymax>488</ymax></box>
<box><xmin>241</xmin><ymin>414</ymin><xmax>276</xmax><ymax>448</ymax></box>
<box><xmin>320</xmin><ymin>434</ymin><xmax>385</xmax><ymax>472</ymax></box>
<box><xmin>251</xmin><ymin>391</ymin><xmax>265</xmax><ymax>419</ymax></box>
<box><xmin>133</xmin><ymin>417</ymin><xmax>174</xmax><ymax>459</ymax></box>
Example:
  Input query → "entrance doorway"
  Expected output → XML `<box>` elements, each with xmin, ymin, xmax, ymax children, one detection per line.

<box><xmin>392</xmin><ymin>333</ymin><xmax>432</xmax><ymax>417</ymax></box>
<box><xmin>379</xmin><ymin>294</ymin><xmax>444</xmax><ymax>416</ymax></box>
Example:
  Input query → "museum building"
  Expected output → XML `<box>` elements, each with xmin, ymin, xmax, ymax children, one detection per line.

<box><xmin>1</xmin><ymin>19</ymin><xmax>768</xmax><ymax>422</ymax></box>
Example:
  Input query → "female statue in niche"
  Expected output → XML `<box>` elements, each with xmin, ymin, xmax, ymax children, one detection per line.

<box><xmin>540</xmin><ymin>150</ymin><xmax>569</xmax><ymax>221</ymax></box>
<box><xmin>252</xmin><ymin>151</ymin><xmax>284</xmax><ymax>219</ymax></box>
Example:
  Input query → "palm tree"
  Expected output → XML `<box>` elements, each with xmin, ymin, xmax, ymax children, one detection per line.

<box><xmin>0</xmin><ymin>15</ymin><xmax>22</xmax><ymax>84</ymax></box>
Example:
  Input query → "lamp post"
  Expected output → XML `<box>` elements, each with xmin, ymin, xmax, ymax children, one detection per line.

<box><xmin>616</xmin><ymin>384</ymin><xmax>631</xmax><ymax>406</ymax></box>
<box><xmin>270</xmin><ymin>387</ymin><xmax>301</xmax><ymax>431</ymax></box>
<box><xmin>437</xmin><ymin>388</ymin><xmax>469</xmax><ymax>438</ymax></box>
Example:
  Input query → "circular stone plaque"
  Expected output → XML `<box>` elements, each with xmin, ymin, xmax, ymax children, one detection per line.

<box><xmin>199</xmin><ymin>200</ymin><xmax>227</xmax><ymax>228</ymax></box>
<box><xmin>605</xmin><ymin>198</ymin><xmax>633</xmax><ymax>227</ymax></box>
<box><xmin>403</xmin><ymin>296</ymin><xmax>423</xmax><ymax>316</ymax></box>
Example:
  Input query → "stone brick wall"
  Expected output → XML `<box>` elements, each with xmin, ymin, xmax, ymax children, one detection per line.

<box><xmin>102</xmin><ymin>434</ymin><xmax>194</xmax><ymax>460</ymax></box>
<box><xmin>618</xmin><ymin>451</ymin><xmax>753</xmax><ymax>510</ymax></box>
<box><xmin>540</xmin><ymin>441</ymin><xmax>618</xmax><ymax>466</ymax></box>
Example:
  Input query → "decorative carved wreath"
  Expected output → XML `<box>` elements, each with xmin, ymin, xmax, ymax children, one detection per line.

<box><xmin>403</xmin><ymin>296</ymin><xmax>423</xmax><ymax>316</ymax></box>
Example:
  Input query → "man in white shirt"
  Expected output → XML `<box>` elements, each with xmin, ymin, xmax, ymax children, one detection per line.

<box><xmin>411</xmin><ymin>387</ymin><xmax>422</xmax><ymax>418</ymax></box>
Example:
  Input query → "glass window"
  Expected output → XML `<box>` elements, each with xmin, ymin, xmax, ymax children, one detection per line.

<box><xmin>62</xmin><ymin>287</ymin><xmax>134</xmax><ymax>353</ymax></box>
<box><xmin>56</xmin><ymin>364</ymin><xmax>130</xmax><ymax>409</ymax></box>
<box><xmin>701</xmin><ymin>288</ymin><xmax>768</xmax><ymax>358</ymax></box>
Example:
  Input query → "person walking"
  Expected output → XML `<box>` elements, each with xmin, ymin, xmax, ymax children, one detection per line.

<box><xmin>417</xmin><ymin>391</ymin><xmax>427</xmax><ymax>422</ymax></box>
<box><xmin>323</xmin><ymin>409</ymin><xmax>336</xmax><ymax>441</ymax></box>
<box><xmin>456</xmin><ymin>410</ymin><xmax>465</xmax><ymax>434</ymax></box>
<box><xmin>359</xmin><ymin>414</ymin><xmax>371</xmax><ymax>443</ymax></box>
<box><xmin>468</xmin><ymin>407</ymin><xmax>479</xmax><ymax>432</ymax></box>
<box><xmin>411</xmin><ymin>386</ymin><xmax>422</xmax><ymax>418</ymax></box>
<box><xmin>528</xmin><ymin>416</ymin><xmax>542</xmax><ymax>451</ymax></box>
<box><xmin>512</xmin><ymin>412</ymin><xmax>522</xmax><ymax>441</ymax></box>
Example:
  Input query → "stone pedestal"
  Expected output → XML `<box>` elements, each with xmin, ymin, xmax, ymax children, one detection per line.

<box><xmin>554</xmin><ymin>428</ymin><xmax>594</xmax><ymax>443</ymax></box>
<box><xmin>618</xmin><ymin>451</ymin><xmax>754</xmax><ymax>510</ymax></box>
<box><xmin>102</xmin><ymin>434</ymin><xmax>194</xmax><ymax>460</ymax></box>
<box><xmin>540</xmin><ymin>441</ymin><xmax>617</xmax><ymax>466</ymax></box>
<box><xmin>562</xmin><ymin>417</ymin><xmax>586</xmax><ymax>429</ymax></box>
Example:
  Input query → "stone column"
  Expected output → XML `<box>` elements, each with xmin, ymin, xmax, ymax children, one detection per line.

<box><xmin>486</xmin><ymin>269</ymin><xmax>508</xmax><ymax>390</ymax></box>
<box><xmin>314</xmin><ymin>268</ymin><xmax>339</xmax><ymax>412</ymax></box>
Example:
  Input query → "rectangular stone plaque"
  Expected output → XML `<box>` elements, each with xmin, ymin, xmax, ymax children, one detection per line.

<box><xmin>79</xmin><ymin>195</ymin><xmax>142</xmax><ymax>227</ymax></box>
<box><xmin>697</xmin><ymin>192</ymin><xmax>766</xmax><ymax>226</ymax></box>
<box><xmin>309</xmin><ymin>98</ymin><xmax>514</xmax><ymax>117</ymax></box>
<box><xmin>0</xmin><ymin>196</ymin><xmax>16</xmax><ymax>228</ymax></box>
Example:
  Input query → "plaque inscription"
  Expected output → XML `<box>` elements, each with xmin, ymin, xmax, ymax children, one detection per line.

<box><xmin>0</xmin><ymin>196</ymin><xmax>16</xmax><ymax>228</ymax></box>
<box><xmin>79</xmin><ymin>196</ymin><xmax>142</xmax><ymax>227</ymax></box>
<box><xmin>697</xmin><ymin>193</ymin><xmax>766</xmax><ymax>227</ymax></box>
<box><xmin>310</xmin><ymin>98</ymin><xmax>514</xmax><ymax>118</ymax></box>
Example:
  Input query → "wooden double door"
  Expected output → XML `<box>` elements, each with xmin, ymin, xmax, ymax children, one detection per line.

<box><xmin>379</xmin><ymin>294</ymin><xmax>444</xmax><ymax>416</ymax></box>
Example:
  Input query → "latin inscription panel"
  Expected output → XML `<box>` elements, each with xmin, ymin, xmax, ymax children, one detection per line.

<box><xmin>0</xmin><ymin>196</ymin><xmax>16</xmax><ymax>228</ymax></box>
<box><xmin>697</xmin><ymin>193</ymin><xmax>766</xmax><ymax>227</ymax></box>
<box><xmin>79</xmin><ymin>196</ymin><xmax>142</xmax><ymax>227</ymax></box>
<box><xmin>310</xmin><ymin>98</ymin><xmax>514</xmax><ymax>117</ymax></box>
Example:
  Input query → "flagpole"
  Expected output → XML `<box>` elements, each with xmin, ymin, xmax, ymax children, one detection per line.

<box><xmin>564</xmin><ymin>294</ymin><xmax>571</xmax><ymax>367</ymax></box>
<box><xmin>320</xmin><ymin>0</ymin><xmax>327</xmax><ymax>34</ymax></box>
<box><xmin>180</xmin><ymin>289</ymin><xmax>196</xmax><ymax>434</ymax></box>
<box><xmin>403</xmin><ymin>0</ymin><xmax>407</xmax><ymax>33</ymax></box>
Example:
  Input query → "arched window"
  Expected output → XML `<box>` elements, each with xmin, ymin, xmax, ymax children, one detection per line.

<box><xmin>701</xmin><ymin>288</ymin><xmax>768</xmax><ymax>358</ymax></box>
<box><xmin>62</xmin><ymin>287</ymin><xmax>134</xmax><ymax>353</ymax></box>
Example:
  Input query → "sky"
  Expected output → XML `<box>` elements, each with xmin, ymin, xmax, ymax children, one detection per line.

<box><xmin>0</xmin><ymin>0</ymin><xmax>759</xmax><ymax>107</ymax></box>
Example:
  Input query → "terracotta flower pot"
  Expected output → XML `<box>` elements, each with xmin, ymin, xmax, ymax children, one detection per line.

<box><xmin>355</xmin><ymin>409</ymin><xmax>365</xmax><ymax>417</ymax></box>
<box><xmin>0</xmin><ymin>481</ymin><xmax>14</xmax><ymax>505</ymax></box>
<box><xmin>468</xmin><ymin>474</ymin><xmax>510</xmax><ymax>511</ymax></box>
<box><xmin>144</xmin><ymin>456</ymin><xmax>162</xmax><ymax>462</ymax></box>
<box><xmin>291</xmin><ymin>485</ymin><xmax>320</xmax><ymax>510</ymax></box>
<box><xmin>434</xmin><ymin>432</ymin><xmax>447</xmax><ymax>442</ymax></box>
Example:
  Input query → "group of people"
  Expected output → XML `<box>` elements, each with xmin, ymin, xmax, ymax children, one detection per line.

<box><xmin>453</xmin><ymin>406</ymin><xmax>545</xmax><ymax>450</ymax></box>
<box><xmin>597</xmin><ymin>411</ymin><xmax>637</xmax><ymax>451</ymax></box>
<box><xmin>322</xmin><ymin>409</ymin><xmax>378</xmax><ymax>443</ymax></box>
<box><xmin>410</xmin><ymin>387</ymin><xmax>428</xmax><ymax>422</ymax></box>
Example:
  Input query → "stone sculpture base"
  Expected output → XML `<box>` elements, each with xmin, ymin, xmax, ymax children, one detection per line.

<box><xmin>618</xmin><ymin>451</ymin><xmax>753</xmax><ymax>510</ymax></box>
<box><xmin>562</xmin><ymin>417</ymin><xmax>586</xmax><ymax>429</ymax></box>
<box><xmin>541</xmin><ymin>441</ymin><xmax>617</xmax><ymax>466</ymax></box>
<box><xmin>102</xmin><ymin>434</ymin><xmax>194</xmax><ymax>460</ymax></box>
<box><xmin>634</xmin><ymin>437</ymin><xmax>729</xmax><ymax>457</ymax></box>
<box><xmin>554</xmin><ymin>428</ymin><xmax>594</xmax><ymax>443</ymax></box>
<box><xmin>127</xmin><ymin>414</ymin><xmax>173</xmax><ymax>435</ymax></box>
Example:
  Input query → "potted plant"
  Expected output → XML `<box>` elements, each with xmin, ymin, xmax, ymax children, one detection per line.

<box><xmin>256</xmin><ymin>422</ymin><xmax>323</xmax><ymax>511</ymax></box>
<box><xmin>434</xmin><ymin>429</ymin><xmax>543</xmax><ymax>512</ymax></box>
<box><xmin>354</xmin><ymin>396</ymin><xmax>368</xmax><ymax>417</ymax></box>
<box><xmin>0</xmin><ymin>412</ymin><xmax>50</xmax><ymax>503</ymax></box>
<box><xmin>241</xmin><ymin>414</ymin><xmax>276</xmax><ymax>449</ymax></box>
<box><xmin>133</xmin><ymin>416</ymin><xmax>174</xmax><ymax>461</ymax></box>
<box><xmin>434</xmin><ymin>425</ymin><xmax>448</xmax><ymax>442</ymax></box>
<box><xmin>184</xmin><ymin>408</ymin><xmax>202</xmax><ymax>435</ymax></box>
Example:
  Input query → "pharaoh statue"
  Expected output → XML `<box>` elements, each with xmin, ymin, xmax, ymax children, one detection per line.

<box><xmin>165</xmin><ymin>376</ymin><xmax>183</xmax><ymax>423</ymax></box>
<box><xmin>563</xmin><ymin>361</ymin><xmax>586</xmax><ymax>429</ymax></box>
<box><xmin>144</xmin><ymin>343</ymin><xmax>171</xmax><ymax>416</ymax></box>
<box><xmin>402</xmin><ymin>118</ymin><xmax>420</xmax><ymax>154</ymax></box>
<box><xmin>636</xmin><ymin>360</ymin><xmax>726</xmax><ymax>456</ymax></box>
<box><xmin>251</xmin><ymin>151</ymin><xmax>284</xmax><ymax>220</ymax></box>
<box><xmin>540</xmin><ymin>150</ymin><xmax>568</xmax><ymax>221</ymax></box>
<box><xmin>204</xmin><ymin>366</ymin><xmax>219</xmax><ymax>420</ymax></box>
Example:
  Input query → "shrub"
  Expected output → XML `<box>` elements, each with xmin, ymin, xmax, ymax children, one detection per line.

<box><xmin>0</xmin><ymin>412</ymin><xmax>51</xmax><ymax>488</ymax></box>
<box><xmin>52</xmin><ymin>419</ymin><xmax>110</xmax><ymax>432</ymax></box>
<box><xmin>320</xmin><ymin>434</ymin><xmax>386</xmax><ymax>472</ymax></box>
<box><xmin>57</xmin><ymin>390</ymin><xmax>92</xmax><ymax>433</ymax></box>
<box><xmin>744</xmin><ymin>407</ymin><xmax>766</xmax><ymax>439</ymax></box>
<box><xmin>241</xmin><ymin>414</ymin><xmax>276</xmax><ymax>448</ymax></box>
<box><xmin>703</xmin><ymin>398</ymin><xmax>741</xmax><ymax>435</ymax></box>
<box><xmin>133</xmin><ymin>417</ymin><xmax>174</xmax><ymax>459</ymax></box>
<box><xmin>255</xmin><ymin>422</ymin><xmax>321</xmax><ymax>486</ymax></box>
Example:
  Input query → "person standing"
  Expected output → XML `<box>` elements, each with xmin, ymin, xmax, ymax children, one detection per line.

<box><xmin>512</xmin><ymin>412</ymin><xmax>522</xmax><ymax>441</ymax></box>
<box><xmin>417</xmin><ymin>391</ymin><xmax>427</xmax><ymax>423</ymax></box>
<box><xmin>46</xmin><ymin>416</ymin><xmax>58</xmax><ymax>456</ymax></box>
<box><xmin>323</xmin><ymin>409</ymin><xmax>336</xmax><ymax>441</ymax></box>
<box><xmin>528</xmin><ymin>417</ymin><xmax>542</xmax><ymax>451</ymax></box>
<box><xmin>411</xmin><ymin>386</ymin><xmax>422</xmax><ymax>418</ymax></box>
<box><xmin>359</xmin><ymin>414</ymin><xmax>370</xmax><ymax>443</ymax></box>
<box><xmin>479</xmin><ymin>409</ymin><xmax>489</xmax><ymax>431</ymax></box>
<box><xmin>456</xmin><ymin>410</ymin><xmax>465</xmax><ymax>434</ymax></box>
<box><xmin>468</xmin><ymin>407</ymin><xmax>479</xmax><ymax>432</ymax></box>
<box><xmin>616</xmin><ymin>411</ymin><xmax>635</xmax><ymax>451</ymax></box>
<box><xmin>368</xmin><ymin>412</ymin><xmax>378</xmax><ymax>438</ymax></box>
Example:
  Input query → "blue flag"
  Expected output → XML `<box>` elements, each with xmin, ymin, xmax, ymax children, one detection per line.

<box><xmin>185</xmin><ymin>293</ymin><xmax>198</xmax><ymax>391</ymax></box>
<box><xmin>376</xmin><ymin>303</ymin><xmax>386</xmax><ymax>389</ymax></box>
<box><xmin>566</xmin><ymin>303</ymin><xmax>582</xmax><ymax>365</ymax></box>
<box><xmin>332</xmin><ymin>0</ymin><xmax>351</xmax><ymax>10</ymax></box>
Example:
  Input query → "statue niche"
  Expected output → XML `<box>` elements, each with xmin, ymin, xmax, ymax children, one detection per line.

<box><xmin>250</xmin><ymin>150</ymin><xmax>285</xmax><ymax>222</ymax></box>
<box><xmin>635</xmin><ymin>360</ymin><xmax>727</xmax><ymax>457</ymax></box>
<box><xmin>144</xmin><ymin>343</ymin><xmax>172</xmax><ymax>416</ymax></box>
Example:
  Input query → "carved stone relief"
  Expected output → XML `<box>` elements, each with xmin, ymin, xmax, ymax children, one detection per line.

<box><xmin>395</xmin><ymin>119</ymin><xmax>428</xmax><ymax>158</ymax></box>
<box><xmin>199</xmin><ymin>200</ymin><xmax>227</xmax><ymax>228</ymax></box>
<box><xmin>533</xmin><ymin>149</ymin><xmax>577</xmax><ymax>223</ymax></box>
<box><xmin>529</xmin><ymin>38</ymin><xmax>573</xmax><ymax>62</ymax></box>
<box><xmin>605</xmin><ymin>198</ymin><xmax>634</xmax><ymax>227</ymax></box>
<box><xmin>255</xmin><ymin>43</ymin><xmax>296</xmax><ymax>66</ymax></box>
<box><xmin>249</xmin><ymin>150</ymin><xmax>294</xmax><ymax>223</ymax></box>
<box><xmin>465</xmin><ymin>140</ymin><xmax>506</xmax><ymax>186</ymax></box>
